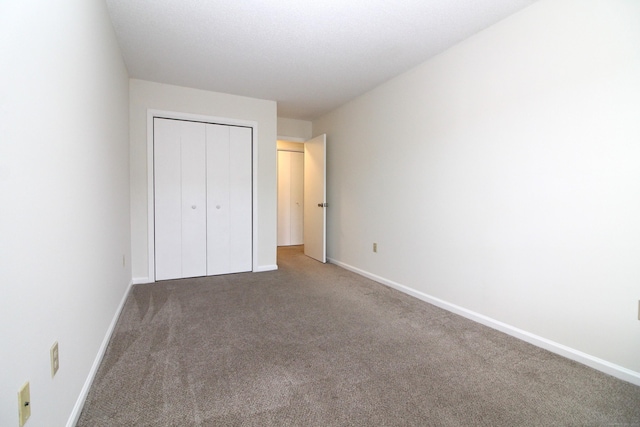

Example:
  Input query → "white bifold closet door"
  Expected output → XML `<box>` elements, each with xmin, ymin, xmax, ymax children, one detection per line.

<box><xmin>277</xmin><ymin>150</ymin><xmax>304</xmax><ymax>246</ymax></box>
<box><xmin>154</xmin><ymin>118</ymin><xmax>252</xmax><ymax>281</ymax></box>
<box><xmin>206</xmin><ymin>124</ymin><xmax>252</xmax><ymax>275</ymax></box>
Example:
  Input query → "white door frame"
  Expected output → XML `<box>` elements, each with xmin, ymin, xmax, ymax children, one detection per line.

<box><xmin>147</xmin><ymin>109</ymin><xmax>259</xmax><ymax>282</ymax></box>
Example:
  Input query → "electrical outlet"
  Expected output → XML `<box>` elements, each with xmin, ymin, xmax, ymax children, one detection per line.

<box><xmin>18</xmin><ymin>382</ymin><xmax>30</xmax><ymax>427</ymax></box>
<box><xmin>122</xmin><ymin>255</ymin><xmax>126</xmax><ymax>267</ymax></box>
<box><xmin>51</xmin><ymin>342</ymin><xmax>59</xmax><ymax>378</ymax></box>
<box><xmin>373</xmin><ymin>243</ymin><xmax>377</xmax><ymax>253</ymax></box>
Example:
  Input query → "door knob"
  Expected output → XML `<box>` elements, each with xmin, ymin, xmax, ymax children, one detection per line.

<box><xmin>317</xmin><ymin>203</ymin><xmax>328</xmax><ymax>208</ymax></box>
<box><xmin>191</xmin><ymin>205</ymin><xmax>196</xmax><ymax>209</ymax></box>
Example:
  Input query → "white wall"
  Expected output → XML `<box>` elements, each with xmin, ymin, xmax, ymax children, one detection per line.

<box><xmin>0</xmin><ymin>1</ymin><xmax>131</xmax><ymax>425</ymax></box>
<box><xmin>130</xmin><ymin>79</ymin><xmax>278</xmax><ymax>281</ymax></box>
<box><xmin>277</xmin><ymin>117</ymin><xmax>312</xmax><ymax>140</ymax></box>
<box><xmin>277</xmin><ymin>140</ymin><xmax>305</xmax><ymax>152</ymax></box>
<box><xmin>313</xmin><ymin>0</ymin><xmax>640</xmax><ymax>379</ymax></box>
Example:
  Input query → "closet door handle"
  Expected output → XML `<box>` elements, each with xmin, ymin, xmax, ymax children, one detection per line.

<box><xmin>317</xmin><ymin>203</ymin><xmax>327</xmax><ymax>208</ymax></box>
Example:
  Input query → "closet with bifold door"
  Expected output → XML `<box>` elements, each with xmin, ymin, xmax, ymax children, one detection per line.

<box><xmin>277</xmin><ymin>150</ymin><xmax>304</xmax><ymax>246</ymax></box>
<box><xmin>154</xmin><ymin>117</ymin><xmax>252</xmax><ymax>281</ymax></box>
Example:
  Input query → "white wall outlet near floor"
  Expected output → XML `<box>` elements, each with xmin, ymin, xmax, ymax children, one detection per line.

<box><xmin>373</xmin><ymin>243</ymin><xmax>377</xmax><ymax>253</ymax></box>
<box><xmin>51</xmin><ymin>341</ymin><xmax>59</xmax><ymax>378</ymax></box>
<box><xmin>18</xmin><ymin>381</ymin><xmax>30</xmax><ymax>426</ymax></box>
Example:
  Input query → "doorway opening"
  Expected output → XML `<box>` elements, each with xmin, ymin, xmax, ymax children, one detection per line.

<box><xmin>277</xmin><ymin>134</ymin><xmax>327</xmax><ymax>263</ymax></box>
<box><xmin>277</xmin><ymin>139</ymin><xmax>304</xmax><ymax>247</ymax></box>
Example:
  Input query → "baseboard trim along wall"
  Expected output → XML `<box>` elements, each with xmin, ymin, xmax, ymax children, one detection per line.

<box><xmin>66</xmin><ymin>280</ymin><xmax>134</xmax><ymax>427</ymax></box>
<box><xmin>133</xmin><ymin>265</ymin><xmax>277</xmax><ymax>284</ymax></box>
<box><xmin>327</xmin><ymin>257</ymin><xmax>640</xmax><ymax>387</ymax></box>
<box><xmin>254</xmin><ymin>264</ymin><xmax>278</xmax><ymax>273</ymax></box>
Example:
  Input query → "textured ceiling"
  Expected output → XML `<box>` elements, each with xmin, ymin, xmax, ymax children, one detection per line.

<box><xmin>106</xmin><ymin>0</ymin><xmax>538</xmax><ymax>120</ymax></box>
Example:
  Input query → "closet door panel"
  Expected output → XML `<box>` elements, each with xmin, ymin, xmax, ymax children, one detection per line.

<box><xmin>290</xmin><ymin>152</ymin><xmax>304</xmax><ymax>245</ymax></box>
<box><xmin>229</xmin><ymin>126</ymin><xmax>252</xmax><ymax>272</ymax></box>
<box><xmin>154</xmin><ymin>118</ymin><xmax>182</xmax><ymax>281</ymax></box>
<box><xmin>180</xmin><ymin>121</ymin><xmax>207</xmax><ymax>278</ymax></box>
<box><xmin>277</xmin><ymin>151</ymin><xmax>291</xmax><ymax>246</ymax></box>
<box><xmin>155</xmin><ymin>118</ymin><xmax>252</xmax><ymax>280</ymax></box>
<box><xmin>206</xmin><ymin>124</ymin><xmax>231</xmax><ymax>275</ymax></box>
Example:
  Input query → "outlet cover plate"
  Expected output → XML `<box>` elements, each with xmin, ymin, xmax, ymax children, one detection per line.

<box><xmin>51</xmin><ymin>341</ymin><xmax>59</xmax><ymax>378</ymax></box>
<box><xmin>18</xmin><ymin>382</ymin><xmax>30</xmax><ymax>427</ymax></box>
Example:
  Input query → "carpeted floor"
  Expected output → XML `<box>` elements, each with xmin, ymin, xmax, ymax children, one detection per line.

<box><xmin>77</xmin><ymin>246</ymin><xmax>640</xmax><ymax>426</ymax></box>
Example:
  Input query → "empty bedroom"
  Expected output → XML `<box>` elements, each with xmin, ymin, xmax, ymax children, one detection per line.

<box><xmin>1</xmin><ymin>0</ymin><xmax>639</xmax><ymax>426</ymax></box>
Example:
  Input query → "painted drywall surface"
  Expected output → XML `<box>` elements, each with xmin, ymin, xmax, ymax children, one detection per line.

<box><xmin>0</xmin><ymin>1</ymin><xmax>131</xmax><ymax>425</ymax></box>
<box><xmin>313</xmin><ymin>0</ymin><xmax>640</xmax><ymax>373</ymax></box>
<box><xmin>277</xmin><ymin>140</ymin><xmax>305</xmax><ymax>152</ymax></box>
<box><xmin>277</xmin><ymin>117</ymin><xmax>312</xmax><ymax>140</ymax></box>
<box><xmin>130</xmin><ymin>79</ymin><xmax>277</xmax><ymax>280</ymax></box>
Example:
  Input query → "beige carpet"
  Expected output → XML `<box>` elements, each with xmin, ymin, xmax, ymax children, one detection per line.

<box><xmin>77</xmin><ymin>245</ymin><xmax>640</xmax><ymax>426</ymax></box>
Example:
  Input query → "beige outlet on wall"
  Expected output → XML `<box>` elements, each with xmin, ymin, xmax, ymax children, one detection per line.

<box><xmin>373</xmin><ymin>243</ymin><xmax>377</xmax><ymax>253</ymax></box>
<box><xmin>18</xmin><ymin>382</ymin><xmax>30</xmax><ymax>427</ymax></box>
<box><xmin>51</xmin><ymin>341</ymin><xmax>59</xmax><ymax>378</ymax></box>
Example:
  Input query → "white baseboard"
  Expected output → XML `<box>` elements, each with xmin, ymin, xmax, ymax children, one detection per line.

<box><xmin>135</xmin><ymin>267</ymin><xmax>278</xmax><ymax>282</ymax></box>
<box><xmin>254</xmin><ymin>264</ymin><xmax>278</xmax><ymax>272</ymax></box>
<box><xmin>66</xmin><ymin>280</ymin><xmax>133</xmax><ymax>427</ymax></box>
<box><xmin>328</xmin><ymin>257</ymin><xmax>640</xmax><ymax>387</ymax></box>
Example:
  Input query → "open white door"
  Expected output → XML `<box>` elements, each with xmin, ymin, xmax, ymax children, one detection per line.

<box><xmin>304</xmin><ymin>134</ymin><xmax>326</xmax><ymax>262</ymax></box>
